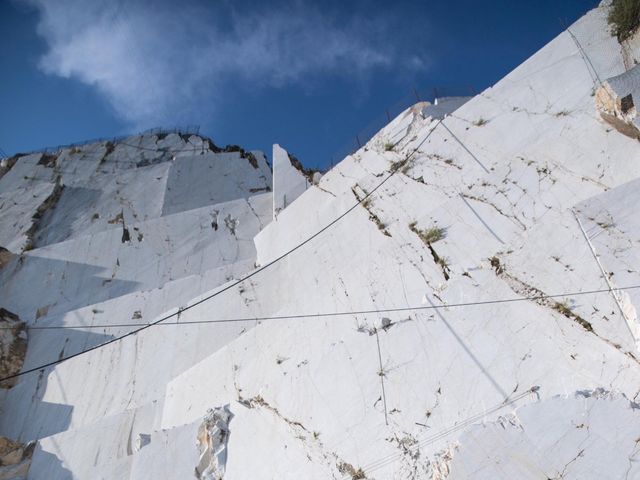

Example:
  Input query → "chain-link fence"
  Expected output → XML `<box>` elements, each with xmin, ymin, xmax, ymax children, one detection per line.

<box><xmin>560</xmin><ymin>5</ymin><xmax>631</xmax><ymax>89</ymax></box>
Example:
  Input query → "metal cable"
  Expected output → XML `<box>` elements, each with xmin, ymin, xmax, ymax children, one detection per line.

<box><xmin>11</xmin><ymin>284</ymin><xmax>640</xmax><ymax>331</ymax></box>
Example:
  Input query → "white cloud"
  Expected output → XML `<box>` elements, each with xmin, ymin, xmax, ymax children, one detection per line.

<box><xmin>21</xmin><ymin>0</ymin><xmax>429</xmax><ymax>127</ymax></box>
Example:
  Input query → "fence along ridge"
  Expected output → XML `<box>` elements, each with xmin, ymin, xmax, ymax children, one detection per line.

<box><xmin>4</xmin><ymin>85</ymin><xmax>475</xmax><ymax>167</ymax></box>
<box><xmin>327</xmin><ymin>85</ymin><xmax>476</xmax><ymax>169</ymax></box>
<box><xmin>2</xmin><ymin>125</ymin><xmax>202</xmax><ymax>160</ymax></box>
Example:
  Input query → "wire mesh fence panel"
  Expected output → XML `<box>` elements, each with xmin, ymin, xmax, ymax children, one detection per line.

<box><xmin>562</xmin><ymin>8</ymin><xmax>629</xmax><ymax>90</ymax></box>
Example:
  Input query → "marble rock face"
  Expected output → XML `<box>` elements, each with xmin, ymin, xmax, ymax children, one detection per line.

<box><xmin>3</xmin><ymin>4</ymin><xmax>640</xmax><ymax>479</ymax></box>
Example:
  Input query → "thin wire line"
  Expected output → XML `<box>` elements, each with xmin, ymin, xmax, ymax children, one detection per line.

<box><xmin>572</xmin><ymin>210</ymin><xmax>636</xmax><ymax>343</ymax></box>
<box><xmin>439</xmin><ymin>122</ymin><xmax>490</xmax><ymax>173</ymax></box>
<box><xmin>566</xmin><ymin>26</ymin><xmax>602</xmax><ymax>86</ymax></box>
<box><xmin>14</xmin><ymin>284</ymin><xmax>640</xmax><ymax>331</ymax></box>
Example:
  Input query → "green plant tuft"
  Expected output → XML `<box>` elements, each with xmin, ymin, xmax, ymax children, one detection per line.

<box><xmin>608</xmin><ymin>0</ymin><xmax>640</xmax><ymax>41</ymax></box>
<box><xmin>409</xmin><ymin>222</ymin><xmax>446</xmax><ymax>244</ymax></box>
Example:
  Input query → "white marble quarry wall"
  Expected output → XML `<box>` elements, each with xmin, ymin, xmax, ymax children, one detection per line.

<box><xmin>272</xmin><ymin>144</ymin><xmax>309</xmax><ymax>219</ymax></box>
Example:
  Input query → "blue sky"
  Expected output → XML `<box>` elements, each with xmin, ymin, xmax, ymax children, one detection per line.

<box><xmin>1</xmin><ymin>0</ymin><xmax>598</xmax><ymax>169</ymax></box>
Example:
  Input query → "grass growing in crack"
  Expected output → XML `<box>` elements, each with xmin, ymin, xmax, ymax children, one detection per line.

<box><xmin>401</xmin><ymin>164</ymin><xmax>414</xmax><ymax>175</ymax></box>
<box><xmin>608</xmin><ymin>0</ymin><xmax>640</xmax><ymax>41</ymax></box>
<box><xmin>409</xmin><ymin>222</ymin><xmax>446</xmax><ymax>244</ymax></box>
<box><xmin>384</xmin><ymin>142</ymin><xmax>395</xmax><ymax>151</ymax></box>
<box><xmin>351</xmin><ymin>186</ymin><xmax>392</xmax><ymax>237</ymax></box>
<box><xmin>596</xmin><ymin>221</ymin><xmax>615</xmax><ymax>229</ymax></box>
<box><xmin>554</xmin><ymin>300</ymin><xmax>573</xmax><ymax>317</ymax></box>
<box><xmin>423</xmin><ymin>227</ymin><xmax>445</xmax><ymax>243</ymax></box>
<box><xmin>337</xmin><ymin>462</ymin><xmax>367</xmax><ymax>480</ymax></box>
<box><xmin>473</xmin><ymin>117</ymin><xmax>488</xmax><ymax>126</ymax></box>
<box><xmin>390</xmin><ymin>158</ymin><xmax>408</xmax><ymax>172</ymax></box>
<box><xmin>352</xmin><ymin>469</ymin><xmax>366</xmax><ymax>480</ymax></box>
<box><xmin>437</xmin><ymin>256</ymin><xmax>451</xmax><ymax>270</ymax></box>
<box><xmin>553</xmin><ymin>300</ymin><xmax>593</xmax><ymax>332</ymax></box>
<box><xmin>409</xmin><ymin>221</ymin><xmax>450</xmax><ymax>280</ymax></box>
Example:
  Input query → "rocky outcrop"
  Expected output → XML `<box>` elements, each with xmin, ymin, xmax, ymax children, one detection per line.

<box><xmin>23</xmin><ymin>177</ymin><xmax>64</xmax><ymax>252</ymax></box>
<box><xmin>0</xmin><ymin>436</ymin><xmax>34</xmax><ymax>480</ymax></box>
<box><xmin>595</xmin><ymin>64</ymin><xmax>640</xmax><ymax>139</ymax></box>
<box><xmin>195</xmin><ymin>406</ymin><xmax>233</xmax><ymax>480</ymax></box>
<box><xmin>0</xmin><ymin>309</ymin><xmax>27</xmax><ymax>388</ymax></box>
<box><xmin>0</xmin><ymin>248</ymin><xmax>11</xmax><ymax>269</ymax></box>
<box><xmin>0</xmin><ymin>157</ymin><xmax>18</xmax><ymax>182</ymax></box>
<box><xmin>431</xmin><ymin>444</ymin><xmax>458</xmax><ymax>480</ymax></box>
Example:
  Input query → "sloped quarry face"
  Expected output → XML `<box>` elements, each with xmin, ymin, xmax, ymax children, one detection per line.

<box><xmin>7</xmin><ymin>4</ymin><xmax>640</xmax><ymax>478</ymax></box>
<box><xmin>0</xmin><ymin>309</ymin><xmax>27</xmax><ymax>389</ymax></box>
<box><xmin>445</xmin><ymin>390</ymin><xmax>640</xmax><ymax>479</ymax></box>
<box><xmin>0</xmin><ymin>131</ymin><xmax>276</xmax><ymax>477</ymax></box>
